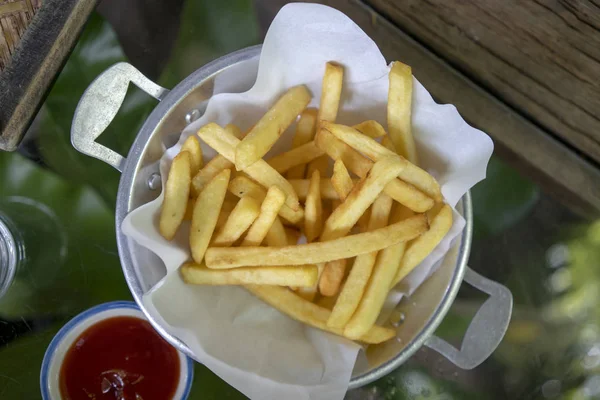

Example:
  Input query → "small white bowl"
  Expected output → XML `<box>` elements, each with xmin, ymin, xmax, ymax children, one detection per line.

<box><xmin>40</xmin><ymin>301</ymin><xmax>194</xmax><ymax>399</ymax></box>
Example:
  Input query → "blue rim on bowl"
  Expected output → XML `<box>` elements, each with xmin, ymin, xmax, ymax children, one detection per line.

<box><xmin>40</xmin><ymin>300</ymin><xmax>194</xmax><ymax>400</ymax></box>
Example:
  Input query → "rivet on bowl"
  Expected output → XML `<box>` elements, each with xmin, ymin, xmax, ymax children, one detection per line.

<box><xmin>147</xmin><ymin>173</ymin><xmax>161</xmax><ymax>190</ymax></box>
<box><xmin>185</xmin><ymin>109</ymin><xmax>200</xmax><ymax>125</ymax></box>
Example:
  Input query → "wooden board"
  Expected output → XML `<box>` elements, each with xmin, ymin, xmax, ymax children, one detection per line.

<box><xmin>367</xmin><ymin>0</ymin><xmax>600</xmax><ymax>166</ymax></box>
<box><xmin>0</xmin><ymin>0</ymin><xmax>96</xmax><ymax>151</ymax></box>
<box><xmin>253</xmin><ymin>0</ymin><xmax>600</xmax><ymax>217</ymax></box>
<box><xmin>0</xmin><ymin>0</ymin><xmax>42</xmax><ymax>70</ymax></box>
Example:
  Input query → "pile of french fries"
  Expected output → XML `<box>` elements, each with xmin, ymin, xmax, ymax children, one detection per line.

<box><xmin>159</xmin><ymin>61</ymin><xmax>453</xmax><ymax>344</ymax></box>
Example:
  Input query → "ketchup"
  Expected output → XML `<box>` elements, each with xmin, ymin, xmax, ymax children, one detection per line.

<box><xmin>59</xmin><ymin>316</ymin><xmax>181</xmax><ymax>400</ymax></box>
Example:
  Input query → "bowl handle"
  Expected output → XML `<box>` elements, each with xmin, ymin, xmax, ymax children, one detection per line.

<box><xmin>70</xmin><ymin>62</ymin><xmax>169</xmax><ymax>172</ymax></box>
<box><xmin>424</xmin><ymin>267</ymin><xmax>513</xmax><ymax>369</ymax></box>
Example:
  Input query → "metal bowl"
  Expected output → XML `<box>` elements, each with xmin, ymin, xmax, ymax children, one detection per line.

<box><xmin>71</xmin><ymin>45</ymin><xmax>512</xmax><ymax>389</ymax></box>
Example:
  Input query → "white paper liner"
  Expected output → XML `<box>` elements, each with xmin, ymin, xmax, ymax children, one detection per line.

<box><xmin>121</xmin><ymin>4</ymin><xmax>493</xmax><ymax>400</ymax></box>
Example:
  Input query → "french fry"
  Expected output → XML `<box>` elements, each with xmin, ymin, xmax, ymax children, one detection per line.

<box><xmin>229</xmin><ymin>176</ymin><xmax>303</xmax><ymax>224</ymax></box>
<box><xmin>321</xmin><ymin>156</ymin><xmax>405</xmax><ymax>241</ymax></box>
<box><xmin>284</xmin><ymin>227</ymin><xmax>302</xmax><ymax>246</ymax></box>
<box><xmin>315</xmin><ymin>127</ymin><xmax>434</xmax><ymax>211</ymax></box>
<box><xmin>331</xmin><ymin>159</ymin><xmax>354</xmax><ymax>201</ymax></box>
<box><xmin>265</xmin><ymin>217</ymin><xmax>288</xmax><ymax>247</ymax></box>
<box><xmin>298</xmin><ymin>167</ymin><xmax>323</xmax><ymax>300</ymax></box>
<box><xmin>381</xmin><ymin>135</ymin><xmax>395</xmax><ymax>151</ymax></box>
<box><xmin>190</xmin><ymin>169</ymin><xmax>230</xmax><ymax>263</ymax></box>
<box><xmin>318</xmin><ymin>259</ymin><xmax>347</xmax><ymax>297</ymax></box>
<box><xmin>181</xmin><ymin>263</ymin><xmax>318</xmax><ymax>287</ymax></box>
<box><xmin>267</xmin><ymin>141</ymin><xmax>324</xmax><ymax>174</ymax></box>
<box><xmin>307</xmin><ymin>155</ymin><xmax>329</xmax><ymax>178</ymax></box>
<box><xmin>192</xmin><ymin>156</ymin><xmax>233</xmax><ymax>196</ymax></box>
<box><xmin>287</xmin><ymin>108</ymin><xmax>318</xmax><ymax>179</ymax></box>
<box><xmin>305</xmin><ymin>61</ymin><xmax>344</xmax><ymax>180</ymax></box>
<box><xmin>318</xmin><ymin>62</ymin><xmax>344</xmax><ymax>122</ymax></box>
<box><xmin>387</xmin><ymin>61</ymin><xmax>418</xmax><ymax>165</ymax></box>
<box><xmin>242</xmin><ymin>186</ymin><xmax>286</xmax><ymax>246</ymax></box>
<box><xmin>357</xmin><ymin>207</ymin><xmax>371</xmax><ymax>232</ymax></box>
<box><xmin>327</xmin><ymin>194</ymin><xmax>392</xmax><ymax>328</ymax></box>
<box><xmin>318</xmin><ymin>157</ymin><xmax>403</xmax><ymax>296</ymax></box>
<box><xmin>392</xmin><ymin>204</ymin><xmax>452</xmax><ymax>287</ymax></box>
<box><xmin>191</xmin><ymin>124</ymin><xmax>242</xmax><ymax>195</ymax></box>
<box><xmin>235</xmin><ymin>86</ymin><xmax>312</xmax><ymax>170</ymax></box>
<box><xmin>323</xmin><ymin>121</ymin><xmax>441</xmax><ymax>201</ymax></box>
<box><xmin>215</xmin><ymin>199</ymin><xmax>237</xmax><ymax>229</ymax></box>
<box><xmin>212</xmin><ymin>196</ymin><xmax>261</xmax><ymax>247</ymax></box>
<box><xmin>183</xmin><ymin>198</ymin><xmax>195</xmax><ymax>221</ymax></box>
<box><xmin>344</xmin><ymin>204</ymin><xmax>412</xmax><ymax>339</ymax></box>
<box><xmin>197</xmin><ymin>123</ymin><xmax>301</xmax><ymax>211</ymax></box>
<box><xmin>181</xmin><ymin>135</ymin><xmax>203</xmax><ymax>175</ymax></box>
<box><xmin>247</xmin><ymin>285</ymin><xmax>395</xmax><ymax>344</ymax></box>
<box><xmin>353</xmin><ymin>120</ymin><xmax>386</xmax><ymax>139</ymax></box>
<box><xmin>205</xmin><ymin>214</ymin><xmax>427</xmax><ymax>268</ymax></box>
<box><xmin>388</xmin><ymin>62</ymin><xmax>416</xmax><ymax>163</ymax></box>
<box><xmin>225</xmin><ymin>123</ymin><xmax>243</xmax><ymax>139</ymax></box>
<box><xmin>317</xmin><ymin>293</ymin><xmax>339</xmax><ymax>310</ymax></box>
<box><xmin>304</xmin><ymin>170</ymin><xmax>323</xmax><ymax>242</ymax></box>
<box><xmin>159</xmin><ymin>151</ymin><xmax>192</xmax><ymax>240</ymax></box>
<box><xmin>289</xmin><ymin>178</ymin><xmax>353</xmax><ymax>201</ymax></box>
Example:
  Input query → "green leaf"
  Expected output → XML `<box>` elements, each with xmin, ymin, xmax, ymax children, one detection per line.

<box><xmin>471</xmin><ymin>156</ymin><xmax>540</xmax><ymax>238</ymax></box>
<box><xmin>0</xmin><ymin>325</ymin><xmax>62</xmax><ymax>399</ymax></box>
<box><xmin>158</xmin><ymin>0</ymin><xmax>260</xmax><ymax>88</ymax></box>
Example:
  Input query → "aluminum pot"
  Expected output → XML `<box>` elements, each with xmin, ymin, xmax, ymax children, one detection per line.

<box><xmin>71</xmin><ymin>45</ymin><xmax>512</xmax><ymax>389</ymax></box>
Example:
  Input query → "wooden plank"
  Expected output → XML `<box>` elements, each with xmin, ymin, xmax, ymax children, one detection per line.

<box><xmin>0</xmin><ymin>0</ymin><xmax>95</xmax><ymax>151</ymax></box>
<box><xmin>367</xmin><ymin>0</ymin><xmax>600</xmax><ymax>165</ymax></box>
<box><xmin>253</xmin><ymin>0</ymin><xmax>600</xmax><ymax>216</ymax></box>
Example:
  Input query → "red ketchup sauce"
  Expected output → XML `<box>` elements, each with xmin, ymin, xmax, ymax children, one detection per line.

<box><xmin>59</xmin><ymin>316</ymin><xmax>180</xmax><ymax>400</ymax></box>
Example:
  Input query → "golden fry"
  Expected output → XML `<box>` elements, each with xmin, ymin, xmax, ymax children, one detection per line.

<box><xmin>181</xmin><ymin>135</ymin><xmax>203</xmax><ymax>175</ymax></box>
<box><xmin>304</xmin><ymin>170</ymin><xmax>323</xmax><ymax>242</ymax></box>
<box><xmin>287</xmin><ymin>108</ymin><xmax>318</xmax><ymax>179</ymax></box>
<box><xmin>327</xmin><ymin>194</ymin><xmax>392</xmax><ymax>328</ymax></box>
<box><xmin>392</xmin><ymin>204</ymin><xmax>453</xmax><ymax>287</ymax></box>
<box><xmin>323</xmin><ymin>122</ymin><xmax>441</xmax><ymax>201</ymax></box>
<box><xmin>331</xmin><ymin>159</ymin><xmax>354</xmax><ymax>201</ymax></box>
<box><xmin>192</xmin><ymin>156</ymin><xmax>234</xmax><ymax>196</ymax></box>
<box><xmin>205</xmin><ymin>215</ymin><xmax>427</xmax><ymax>268</ymax></box>
<box><xmin>319</xmin><ymin>157</ymin><xmax>402</xmax><ymax>296</ymax></box>
<box><xmin>315</xmin><ymin>127</ymin><xmax>434</xmax><ymax>211</ymax></box>
<box><xmin>318</xmin><ymin>62</ymin><xmax>344</xmax><ymax>122</ymax></box>
<box><xmin>159</xmin><ymin>151</ymin><xmax>191</xmax><ymax>240</ymax></box>
<box><xmin>197</xmin><ymin>123</ymin><xmax>301</xmax><ymax>211</ymax></box>
<box><xmin>265</xmin><ymin>217</ymin><xmax>289</xmax><ymax>247</ymax></box>
<box><xmin>191</xmin><ymin>125</ymin><xmax>242</xmax><ymax>195</ymax></box>
<box><xmin>181</xmin><ymin>263</ymin><xmax>318</xmax><ymax>287</ymax></box>
<box><xmin>190</xmin><ymin>169</ymin><xmax>230</xmax><ymax>263</ymax></box>
<box><xmin>212</xmin><ymin>196</ymin><xmax>261</xmax><ymax>247</ymax></box>
<box><xmin>247</xmin><ymin>285</ymin><xmax>395</xmax><ymax>344</ymax></box>
<box><xmin>267</xmin><ymin>141</ymin><xmax>324</xmax><ymax>174</ymax></box>
<box><xmin>284</xmin><ymin>227</ymin><xmax>302</xmax><ymax>246</ymax></box>
<box><xmin>388</xmin><ymin>61</ymin><xmax>417</xmax><ymax>164</ymax></box>
<box><xmin>224</xmin><ymin>123</ymin><xmax>243</xmax><ymax>139</ymax></box>
<box><xmin>318</xmin><ymin>259</ymin><xmax>347</xmax><ymax>297</ymax></box>
<box><xmin>320</xmin><ymin>156</ymin><xmax>405</xmax><ymax>242</ymax></box>
<box><xmin>235</xmin><ymin>86</ymin><xmax>311</xmax><ymax>170</ymax></box>
<box><xmin>353</xmin><ymin>120</ymin><xmax>386</xmax><ymax>139</ymax></box>
<box><xmin>289</xmin><ymin>178</ymin><xmax>353</xmax><ymax>201</ymax></box>
<box><xmin>343</xmin><ymin>204</ymin><xmax>411</xmax><ymax>338</ymax></box>
<box><xmin>307</xmin><ymin>155</ymin><xmax>329</xmax><ymax>178</ymax></box>
<box><xmin>242</xmin><ymin>186</ymin><xmax>286</xmax><ymax>246</ymax></box>
<box><xmin>215</xmin><ymin>199</ymin><xmax>237</xmax><ymax>229</ymax></box>
<box><xmin>229</xmin><ymin>175</ymin><xmax>303</xmax><ymax>224</ymax></box>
